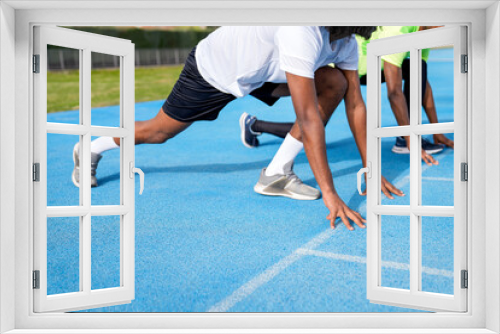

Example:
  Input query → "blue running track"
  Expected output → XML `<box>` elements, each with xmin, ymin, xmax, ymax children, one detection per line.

<box><xmin>46</xmin><ymin>48</ymin><xmax>455</xmax><ymax>313</ymax></box>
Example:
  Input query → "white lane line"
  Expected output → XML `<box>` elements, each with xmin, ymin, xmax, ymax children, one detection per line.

<box><xmin>397</xmin><ymin>176</ymin><xmax>453</xmax><ymax>183</ymax></box>
<box><xmin>422</xmin><ymin>267</ymin><xmax>455</xmax><ymax>277</ymax></box>
<box><xmin>296</xmin><ymin>248</ymin><xmax>366</xmax><ymax>265</ymax></box>
<box><xmin>422</xmin><ymin>176</ymin><xmax>453</xmax><ymax>182</ymax></box>
<box><xmin>427</xmin><ymin>58</ymin><xmax>453</xmax><ymax>63</ymax></box>
<box><xmin>207</xmin><ymin>252</ymin><xmax>303</xmax><ymax>313</ymax></box>
<box><xmin>297</xmin><ymin>248</ymin><xmax>453</xmax><ymax>278</ymax></box>
<box><xmin>208</xmin><ymin>150</ymin><xmax>455</xmax><ymax>312</ymax></box>
<box><xmin>207</xmin><ymin>229</ymin><xmax>336</xmax><ymax>312</ymax></box>
<box><xmin>390</xmin><ymin>149</ymin><xmax>454</xmax><ymax>191</ymax></box>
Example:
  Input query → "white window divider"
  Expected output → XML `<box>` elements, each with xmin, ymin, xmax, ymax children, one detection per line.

<box><xmin>364</xmin><ymin>26</ymin><xmax>468</xmax><ymax>312</ymax></box>
<box><xmin>33</xmin><ymin>25</ymin><xmax>137</xmax><ymax>313</ymax></box>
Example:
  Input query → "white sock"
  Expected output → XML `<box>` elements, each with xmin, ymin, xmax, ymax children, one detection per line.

<box><xmin>91</xmin><ymin>136</ymin><xmax>119</xmax><ymax>155</ymax></box>
<box><xmin>265</xmin><ymin>133</ymin><xmax>303</xmax><ymax>176</ymax></box>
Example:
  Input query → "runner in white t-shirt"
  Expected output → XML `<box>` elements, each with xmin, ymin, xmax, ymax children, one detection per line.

<box><xmin>196</xmin><ymin>26</ymin><xmax>359</xmax><ymax>98</ymax></box>
<box><xmin>73</xmin><ymin>26</ymin><xmax>401</xmax><ymax>230</ymax></box>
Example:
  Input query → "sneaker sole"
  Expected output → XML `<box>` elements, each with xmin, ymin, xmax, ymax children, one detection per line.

<box><xmin>424</xmin><ymin>147</ymin><xmax>444</xmax><ymax>155</ymax></box>
<box><xmin>72</xmin><ymin>144</ymin><xmax>100</xmax><ymax>188</ymax></box>
<box><xmin>239</xmin><ymin>113</ymin><xmax>257</xmax><ymax>149</ymax></box>
<box><xmin>391</xmin><ymin>146</ymin><xmax>444</xmax><ymax>155</ymax></box>
<box><xmin>392</xmin><ymin>146</ymin><xmax>410</xmax><ymax>154</ymax></box>
<box><xmin>72</xmin><ymin>146</ymin><xmax>80</xmax><ymax>188</ymax></box>
<box><xmin>254</xmin><ymin>182</ymin><xmax>320</xmax><ymax>201</ymax></box>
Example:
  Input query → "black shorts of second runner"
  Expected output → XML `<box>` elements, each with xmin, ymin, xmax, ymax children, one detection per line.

<box><xmin>359</xmin><ymin>58</ymin><xmax>428</xmax><ymax>113</ymax></box>
<box><xmin>163</xmin><ymin>48</ymin><xmax>282</xmax><ymax>122</ymax></box>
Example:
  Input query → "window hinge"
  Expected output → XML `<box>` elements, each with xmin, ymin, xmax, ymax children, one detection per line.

<box><xmin>33</xmin><ymin>163</ymin><xmax>40</xmax><ymax>182</ymax></box>
<box><xmin>461</xmin><ymin>270</ymin><xmax>468</xmax><ymax>289</ymax></box>
<box><xmin>33</xmin><ymin>54</ymin><xmax>40</xmax><ymax>73</ymax></box>
<box><xmin>33</xmin><ymin>270</ymin><xmax>40</xmax><ymax>289</ymax></box>
<box><xmin>461</xmin><ymin>162</ymin><xmax>468</xmax><ymax>181</ymax></box>
<box><xmin>461</xmin><ymin>54</ymin><xmax>468</xmax><ymax>73</ymax></box>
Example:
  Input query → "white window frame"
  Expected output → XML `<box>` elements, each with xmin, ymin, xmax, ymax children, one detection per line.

<box><xmin>365</xmin><ymin>26</ymin><xmax>468</xmax><ymax>312</ymax></box>
<box><xmin>33</xmin><ymin>25</ymin><xmax>136</xmax><ymax>313</ymax></box>
<box><xmin>1</xmin><ymin>1</ymin><xmax>498</xmax><ymax>333</ymax></box>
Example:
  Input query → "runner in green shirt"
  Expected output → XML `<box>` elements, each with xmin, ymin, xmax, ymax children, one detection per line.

<box><xmin>357</xmin><ymin>26</ymin><xmax>429</xmax><ymax>78</ymax></box>
<box><xmin>241</xmin><ymin>26</ymin><xmax>454</xmax><ymax>166</ymax></box>
<box><xmin>357</xmin><ymin>26</ymin><xmax>453</xmax><ymax>157</ymax></box>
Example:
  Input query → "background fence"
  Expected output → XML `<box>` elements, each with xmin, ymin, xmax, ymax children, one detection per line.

<box><xmin>47</xmin><ymin>48</ymin><xmax>193</xmax><ymax>70</ymax></box>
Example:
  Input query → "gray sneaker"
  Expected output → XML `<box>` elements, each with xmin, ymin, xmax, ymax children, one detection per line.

<box><xmin>72</xmin><ymin>142</ymin><xmax>102</xmax><ymax>188</ymax></box>
<box><xmin>254</xmin><ymin>162</ymin><xmax>320</xmax><ymax>200</ymax></box>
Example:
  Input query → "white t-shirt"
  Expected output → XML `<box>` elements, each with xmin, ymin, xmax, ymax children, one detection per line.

<box><xmin>195</xmin><ymin>26</ymin><xmax>359</xmax><ymax>98</ymax></box>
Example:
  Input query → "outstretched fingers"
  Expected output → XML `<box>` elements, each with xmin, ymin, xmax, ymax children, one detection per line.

<box><xmin>327</xmin><ymin>210</ymin><xmax>338</xmax><ymax>229</ymax></box>
<box><xmin>422</xmin><ymin>150</ymin><xmax>439</xmax><ymax>166</ymax></box>
<box><xmin>434</xmin><ymin>134</ymin><xmax>454</xmax><ymax>149</ymax></box>
<box><xmin>381</xmin><ymin>177</ymin><xmax>405</xmax><ymax>199</ymax></box>
<box><xmin>339</xmin><ymin>212</ymin><xmax>354</xmax><ymax>231</ymax></box>
<box><xmin>328</xmin><ymin>207</ymin><xmax>366</xmax><ymax>230</ymax></box>
<box><xmin>381</xmin><ymin>185</ymin><xmax>395</xmax><ymax>199</ymax></box>
<box><xmin>345</xmin><ymin>207</ymin><xmax>366</xmax><ymax>229</ymax></box>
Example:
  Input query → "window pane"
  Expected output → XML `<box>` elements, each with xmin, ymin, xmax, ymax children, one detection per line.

<box><xmin>378</xmin><ymin>50</ymin><xmax>411</xmax><ymax>128</ymax></box>
<box><xmin>91</xmin><ymin>136</ymin><xmax>121</xmax><ymax>206</ymax></box>
<box><xmin>421</xmin><ymin>216</ymin><xmax>454</xmax><ymax>295</ymax></box>
<box><xmin>381</xmin><ymin>215</ymin><xmax>410</xmax><ymax>290</ymax></box>
<box><xmin>47</xmin><ymin>133</ymin><xmax>81</xmax><ymax>206</ymax></box>
<box><xmin>91</xmin><ymin>52</ymin><xmax>121</xmax><ymax>128</ymax></box>
<box><xmin>381</xmin><ymin>137</ymin><xmax>410</xmax><ymax>205</ymax></box>
<box><xmin>47</xmin><ymin>45</ymin><xmax>80</xmax><ymax>124</ymax></box>
<box><xmin>91</xmin><ymin>216</ymin><xmax>121</xmax><ymax>290</ymax></box>
<box><xmin>47</xmin><ymin>217</ymin><xmax>80</xmax><ymax>295</ymax></box>
<box><xmin>421</xmin><ymin>133</ymin><xmax>454</xmax><ymax>206</ymax></box>
<box><xmin>421</xmin><ymin>45</ymin><xmax>454</xmax><ymax>124</ymax></box>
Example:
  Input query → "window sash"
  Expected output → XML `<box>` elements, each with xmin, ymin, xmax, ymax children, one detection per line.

<box><xmin>6</xmin><ymin>6</ymin><xmax>488</xmax><ymax>332</ymax></box>
<box><xmin>366</xmin><ymin>26</ymin><xmax>468</xmax><ymax>312</ymax></box>
<box><xmin>32</xmin><ymin>25</ymin><xmax>136</xmax><ymax>313</ymax></box>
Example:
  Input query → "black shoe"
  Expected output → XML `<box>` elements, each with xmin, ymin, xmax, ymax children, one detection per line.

<box><xmin>391</xmin><ymin>137</ymin><xmax>444</xmax><ymax>155</ymax></box>
<box><xmin>239</xmin><ymin>112</ymin><xmax>260</xmax><ymax>148</ymax></box>
<box><xmin>421</xmin><ymin>138</ymin><xmax>444</xmax><ymax>154</ymax></box>
<box><xmin>391</xmin><ymin>137</ymin><xmax>409</xmax><ymax>154</ymax></box>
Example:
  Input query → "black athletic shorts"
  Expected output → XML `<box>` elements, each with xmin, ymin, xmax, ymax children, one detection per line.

<box><xmin>163</xmin><ymin>47</ymin><xmax>281</xmax><ymax>122</ymax></box>
<box><xmin>359</xmin><ymin>58</ymin><xmax>428</xmax><ymax>112</ymax></box>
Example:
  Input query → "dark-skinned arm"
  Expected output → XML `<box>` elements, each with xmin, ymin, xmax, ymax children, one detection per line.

<box><xmin>383</xmin><ymin>61</ymin><xmax>438</xmax><ymax>165</ymax></box>
<box><xmin>340</xmin><ymin>69</ymin><xmax>404</xmax><ymax>199</ymax></box>
<box><xmin>285</xmin><ymin>71</ymin><xmax>365</xmax><ymax>230</ymax></box>
<box><xmin>422</xmin><ymin>80</ymin><xmax>454</xmax><ymax>149</ymax></box>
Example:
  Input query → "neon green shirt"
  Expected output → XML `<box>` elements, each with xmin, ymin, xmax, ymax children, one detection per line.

<box><xmin>357</xmin><ymin>26</ymin><xmax>430</xmax><ymax>77</ymax></box>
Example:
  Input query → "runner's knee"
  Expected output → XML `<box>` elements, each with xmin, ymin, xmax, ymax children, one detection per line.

<box><xmin>315</xmin><ymin>67</ymin><xmax>347</xmax><ymax>99</ymax></box>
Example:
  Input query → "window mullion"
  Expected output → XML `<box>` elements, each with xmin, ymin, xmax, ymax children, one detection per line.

<box><xmin>46</xmin><ymin>205</ymin><xmax>129</xmax><ymax>217</ymax></box>
<box><xmin>121</xmin><ymin>51</ymin><xmax>135</xmax><ymax>294</ymax></box>
<box><xmin>45</xmin><ymin>123</ymin><xmax>130</xmax><ymax>138</ymax></box>
<box><xmin>413</xmin><ymin>123</ymin><xmax>455</xmax><ymax>135</ymax></box>
<box><xmin>372</xmin><ymin>126</ymin><xmax>411</xmax><ymax>138</ymax></box>
<box><xmin>365</xmin><ymin>24</ymin><xmax>468</xmax><ymax>313</ymax></box>
<box><xmin>410</xmin><ymin>213</ymin><xmax>419</xmax><ymax>294</ymax></box>
<box><xmin>409</xmin><ymin>48</ymin><xmax>420</xmax><ymax>295</ymax></box>
<box><xmin>81</xmin><ymin>48</ymin><xmax>92</xmax><ymax>294</ymax></box>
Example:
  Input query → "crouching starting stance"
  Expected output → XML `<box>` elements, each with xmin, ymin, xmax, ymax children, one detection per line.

<box><xmin>72</xmin><ymin>26</ymin><xmax>403</xmax><ymax>230</ymax></box>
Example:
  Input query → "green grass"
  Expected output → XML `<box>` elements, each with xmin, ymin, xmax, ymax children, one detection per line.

<box><xmin>47</xmin><ymin>65</ymin><xmax>183</xmax><ymax>113</ymax></box>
